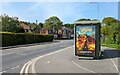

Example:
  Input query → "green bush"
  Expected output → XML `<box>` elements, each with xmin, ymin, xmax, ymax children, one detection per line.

<box><xmin>1</xmin><ymin>32</ymin><xmax>54</xmax><ymax>47</ymax></box>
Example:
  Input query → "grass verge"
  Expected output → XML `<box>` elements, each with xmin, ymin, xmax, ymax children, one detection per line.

<box><xmin>102</xmin><ymin>43</ymin><xmax>119</xmax><ymax>49</ymax></box>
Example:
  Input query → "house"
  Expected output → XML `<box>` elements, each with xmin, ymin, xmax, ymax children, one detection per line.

<box><xmin>34</xmin><ymin>25</ymin><xmax>41</xmax><ymax>33</ymax></box>
<box><xmin>40</xmin><ymin>28</ymin><xmax>49</xmax><ymax>35</ymax></box>
<box><xmin>20</xmin><ymin>23</ymin><xmax>31</xmax><ymax>32</ymax></box>
<box><xmin>58</xmin><ymin>26</ymin><xmax>74</xmax><ymax>38</ymax></box>
<box><xmin>39</xmin><ymin>28</ymin><xmax>53</xmax><ymax>35</ymax></box>
<box><xmin>29</xmin><ymin>25</ymin><xmax>74</xmax><ymax>38</ymax></box>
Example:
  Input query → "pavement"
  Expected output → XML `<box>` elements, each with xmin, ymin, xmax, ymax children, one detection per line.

<box><xmin>1</xmin><ymin>40</ymin><xmax>60</xmax><ymax>50</ymax></box>
<box><xmin>20</xmin><ymin>45</ymin><xmax>120</xmax><ymax>74</ymax></box>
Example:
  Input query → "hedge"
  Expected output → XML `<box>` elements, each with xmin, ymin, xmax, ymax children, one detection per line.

<box><xmin>1</xmin><ymin>32</ymin><xmax>54</xmax><ymax>47</ymax></box>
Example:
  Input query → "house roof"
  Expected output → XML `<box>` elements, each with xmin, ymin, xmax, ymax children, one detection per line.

<box><xmin>20</xmin><ymin>23</ymin><xmax>30</xmax><ymax>29</ymax></box>
<box><xmin>61</xmin><ymin>26</ymin><xmax>73</xmax><ymax>31</ymax></box>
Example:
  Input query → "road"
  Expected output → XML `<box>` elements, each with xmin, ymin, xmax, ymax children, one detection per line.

<box><xmin>20</xmin><ymin>45</ymin><xmax>119</xmax><ymax>75</ymax></box>
<box><xmin>1</xmin><ymin>39</ymin><xmax>119</xmax><ymax>75</ymax></box>
<box><xmin>1</xmin><ymin>40</ymin><xmax>74</xmax><ymax>74</ymax></box>
<box><xmin>34</xmin><ymin>46</ymin><xmax>118</xmax><ymax>73</ymax></box>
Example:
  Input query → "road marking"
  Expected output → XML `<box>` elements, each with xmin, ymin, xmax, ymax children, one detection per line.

<box><xmin>2</xmin><ymin>52</ymin><xmax>16</xmax><ymax>56</ymax></box>
<box><xmin>31</xmin><ymin>46</ymin><xmax>74</xmax><ymax>73</ymax></box>
<box><xmin>0</xmin><ymin>66</ymin><xmax>20</xmax><ymax>74</ymax></box>
<box><xmin>20</xmin><ymin>57</ymin><xmax>39</xmax><ymax>75</ymax></box>
<box><xmin>20</xmin><ymin>60</ymin><xmax>31</xmax><ymax>74</ymax></box>
<box><xmin>106</xmin><ymin>49</ymin><xmax>119</xmax><ymax>72</ymax></box>
<box><xmin>25</xmin><ymin>60</ymin><xmax>34</xmax><ymax>74</ymax></box>
<box><xmin>2</xmin><ymin>52</ymin><xmax>27</xmax><ymax>56</ymax></box>
<box><xmin>16</xmin><ymin>53</ymin><xmax>26</xmax><ymax>55</ymax></box>
<box><xmin>20</xmin><ymin>45</ymin><xmax>74</xmax><ymax>74</ymax></box>
<box><xmin>72</xmin><ymin>61</ymin><xmax>96</xmax><ymax>73</ymax></box>
<box><xmin>2</xmin><ymin>40</ymin><xmax>72</xmax><ymax>56</ymax></box>
<box><xmin>11</xmin><ymin>66</ymin><xmax>20</xmax><ymax>70</ymax></box>
<box><xmin>110</xmin><ymin>59</ymin><xmax>119</xmax><ymax>72</ymax></box>
<box><xmin>47</xmin><ymin>61</ymin><xmax>50</xmax><ymax>63</ymax></box>
<box><xmin>2</xmin><ymin>41</ymin><xmax>58</xmax><ymax>52</ymax></box>
<box><xmin>31</xmin><ymin>59</ymin><xmax>37</xmax><ymax>74</ymax></box>
<box><xmin>2</xmin><ymin>42</ymin><xmax>59</xmax><ymax>56</ymax></box>
<box><xmin>0</xmin><ymin>70</ymin><xmax>6</xmax><ymax>74</ymax></box>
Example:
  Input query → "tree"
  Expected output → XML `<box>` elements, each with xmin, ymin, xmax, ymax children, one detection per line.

<box><xmin>109</xmin><ymin>22</ymin><xmax>119</xmax><ymax>43</ymax></box>
<box><xmin>43</xmin><ymin>16</ymin><xmax>62</xmax><ymax>33</ymax></box>
<box><xmin>92</xmin><ymin>19</ymin><xmax>99</xmax><ymax>21</ymax></box>
<box><xmin>101</xmin><ymin>17</ymin><xmax>119</xmax><ymax>44</ymax></box>
<box><xmin>64</xmin><ymin>23</ymin><xmax>74</xmax><ymax>29</ymax></box>
<box><xmin>1</xmin><ymin>14</ymin><xmax>23</xmax><ymax>33</ymax></box>
<box><xmin>29</xmin><ymin>22</ymin><xmax>37</xmax><ymax>32</ymax></box>
<box><xmin>102</xmin><ymin>17</ymin><xmax>117</xmax><ymax>26</ymax></box>
<box><xmin>101</xmin><ymin>25</ymin><xmax>110</xmax><ymax>42</ymax></box>
<box><xmin>38</xmin><ymin>22</ymin><xmax>43</xmax><ymax>28</ymax></box>
<box><xmin>77</xmin><ymin>18</ymin><xmax>91</xmax><ymax>21</ymax></box>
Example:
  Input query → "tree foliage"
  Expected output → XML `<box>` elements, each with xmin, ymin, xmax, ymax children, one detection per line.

<box><xmin>101</xmin><ymin>17</ymin><xmax>119</xmax><ymax>44</ymax></box>
<box><xmin>44</xmin><ymin>16</ymin><xmax>62</xmax><ymax>31</ymax></box>
<box><xmin>64</xmin><ymin>23</ymin><xmax>74</xmax><ymax>29</ymax></box>
<box><xmin>1</xmin><ymin>14</ymin><xmax>23</xmax><ymax>33</ymax></box>
<box><xmin>29</xmin><ymin>22</ymin><xmax>37</xmax><ymax>31</ymax></box>
<box><xmin>38</xmin><ymin>22</ymin><xmax>43</xmax><ymax>28</ymax></box>
<box><xmin>77</xmin><ymin>18</ymin><xmax>91</xmax><ymax>21</ymax></box>
<box><xmin>102</xmin><ymin>17</ymin><xmax>117</xmax><ymax>26</ymax></box>
<box><xmin>92</xmin><ymin>19</ymin><xmax>99</xmax><ymax>21</ymax></box>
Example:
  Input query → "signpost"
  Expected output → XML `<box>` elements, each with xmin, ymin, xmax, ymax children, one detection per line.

<box><xmin>74</xmin><ymin>21</ymin><xmax>101</xmax><ymax>59</ymax></box>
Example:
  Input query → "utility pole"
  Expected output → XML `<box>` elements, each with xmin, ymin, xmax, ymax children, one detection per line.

<box><xmin>88</xmin><ymin>2</ymin><xmax>99</xmax><ymax>21</ymax></box>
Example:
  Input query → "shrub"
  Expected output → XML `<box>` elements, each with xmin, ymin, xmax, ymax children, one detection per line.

<box><xmin>1</xmin><ymin>32</ymin><xmax>54</xmax><ymax>47</ymax></box>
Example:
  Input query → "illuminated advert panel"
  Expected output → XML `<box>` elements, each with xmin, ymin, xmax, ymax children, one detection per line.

<box><xmin>75</xmin><ymin>25</ymin><xmax>96</xmax><ymax>56</ymax></box>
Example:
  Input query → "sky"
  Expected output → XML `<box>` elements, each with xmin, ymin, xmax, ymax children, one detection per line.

<box><xmin>1</xmin><ymin>2</ymin><xmax>118</xmax><ymax>24</ymax></box>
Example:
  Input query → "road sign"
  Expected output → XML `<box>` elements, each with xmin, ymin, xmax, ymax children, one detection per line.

<box><xmin>74</xmin><ymin>21</ymin><xmax>101</xmax><ymax>59</ymax></box>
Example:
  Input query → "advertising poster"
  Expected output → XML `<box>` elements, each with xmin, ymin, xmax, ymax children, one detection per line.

<box><xmin>76</xmin><ymin>25</ymin><xmax>96</xmax><ymax>56</ymax></box>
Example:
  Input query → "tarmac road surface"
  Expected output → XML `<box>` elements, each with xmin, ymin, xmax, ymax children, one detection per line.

<box><xmin>20</xmin><ymin>46</ymin><xmax>119</xmax><ymax>74</ymax></box>
<box><xmin>1</xmin><ymin>40</ymin><xmax>74</xmax><ymax>74</ymax></box>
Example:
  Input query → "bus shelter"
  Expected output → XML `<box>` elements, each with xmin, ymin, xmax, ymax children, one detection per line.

<box><xmin>74</xmin><ymin>21</ymin><xmax>101</xmax><ymax>59</ymax></box>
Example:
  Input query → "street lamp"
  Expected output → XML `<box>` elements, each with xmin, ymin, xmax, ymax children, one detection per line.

<box><xmin>88</xmin><ymin>2</ymin><xmax>99</xmax><ymax>21</ymax></box>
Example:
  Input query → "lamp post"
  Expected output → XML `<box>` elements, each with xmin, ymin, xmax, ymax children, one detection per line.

<box><xmin>88</xmin><ymin>2</ymin><xmax>99</xmax><ymax>21</ymax></box>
